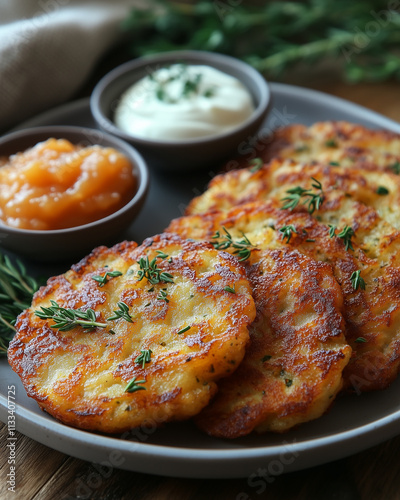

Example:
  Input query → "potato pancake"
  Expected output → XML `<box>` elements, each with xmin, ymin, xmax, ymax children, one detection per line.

<box><xmin>167</xmin><ymin>201</ymin><xmax>400</xmax><ymax>394</ymax></box>
<box><xmin>167</xmin><ymin>208</ymin><xmax>352</xmax><ymax>436</ymax></box>
<box><xmin>229</xmin><ymin>121</ymin><xmax>400</xmax><ymax>172</ymax></box>
<box><xmin>8</xmin><ymin>234</ymin><xmax>256</xmax><ymax>434</ymax></box>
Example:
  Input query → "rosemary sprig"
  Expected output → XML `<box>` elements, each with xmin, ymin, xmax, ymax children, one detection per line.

<box><xmin>135</xmin><ymin>349</ymin><xmax>153</xmax><ymax>369</ymax></box>
<box><xmin>279</xmin><ymin>224</ymin><xmax>297</xmax><ymax>243</ymax></box>
<box><xmin>211</xmin><ymin>227</ymin><xmax>255</xmax><ymax>261</ymax></box>
<box><xmin>281</xmin><ymin>178</ymin><xmax>324</xmax><ymax>215</ymax></box>
<box><xmin>137</xmin><ymin>256</ymin><xmax>174</xmax><ymax>285</ymax></box>
<box><xmin>35</xmin><ymin>300</ymin><xmax>107</xmax><ymax>331</ymax></box>
<box><xmin>92</xmin><ymin>270</ymin><xmax>123</xmax><ymax>287</ymax></box>
<box><xmin>107</xmin><ymin>301</ymin><xmax>133</xmax><ymax>323</ymax></box>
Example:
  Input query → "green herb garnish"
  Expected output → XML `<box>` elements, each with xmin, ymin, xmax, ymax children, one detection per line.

<box><xmin>107</xmin><ymin>301</ymin><xmax>133</xmax><ymax>323</ymax></box>
<box><xmin>135</xmin><ymin>349</ymin><xmax>153</xmax><ymax>368</ymax></box>
<box><xmin>177</xmin><ymin>325</ymin><xmax>191</xmax><ymax>335</ymax></box>
<box><xmin>0</xmin><ymin>253</ymin><xmax>42</xmax><ymax>354</ymax></box>
<box><xmin>389</xmin><ymin>161</ymin><xmax>400</xmax><ymax>175</ymax></box>
<box><xmin>92</xmin><ymin>270</ymin><xmax>123</xmax><ymax>287</ymax></box>
<box><xmin>137</xmin><ymin>256</ymin><xmax>174</xmax><ymax>285</ymax></box>
<box><xmin>125</xmin><ymin>377</ymin><xmax>146</xmax><ymax>393</ymax></box>
<box><xmin>249</xmin><ymin>158</ymin><xmax>264</xmax><ymax>172</ymax></box>
<box><xmin>157</xmin><ymin>289</ymin><xmax>169</xmax><ymax>302</ymax></box>
<box><xmin>211</xmin><ymin>227</ymin><xmax>255</xmax><ymax>261</ymax></box>
<box><xmin>376</xmin><ymin>186</ymin><xmax>389</xmax><ymax>195</ymax></box>
<box><xmin>123</xmin><ymin>1</ymin><xmax>400</xmax><ymax>84</ymax></box>
<box><xmin>35</xmin><ymin>300</ymin><xmax>107</xmax><ymax>331</ymax></box>
<box><xmin>223</xmin><ymin>285</ymin><xmax>236</xmax><ymax>293</ymax></box>
<box><xmin>279</xmin><ymin>224</ymin><xmax>297</xmax><ymax>243</ymax></box>
<box><xmin>281</xmin><ymin>178</ymin><xmax>324</xmax><ymax>214</ymax></box>
<box><xmin>351</xmin><ymin>270</ymin><xmax>366</xmax><ymax>290</ymax></box>
<box><xmin>355</xmin><ymin>337</ymin><xmax>367</xmax><ymax>343</ymax></box>
<box><xmin>325</xmin><ymin>139</ymin><xmax>338</xmax><ymax>148</ymax></box>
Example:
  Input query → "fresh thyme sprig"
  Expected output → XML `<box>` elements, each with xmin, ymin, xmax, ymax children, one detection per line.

<box><xmin>211</xmin><ymin>227</ymin><xmax>255</xmax><ymax>261</ymax></box>
<box><xmin>92</xmin><ymin>270</ymin><xmax>123</xmax><ymax>287</ymax></box>
<box><xmin>329</xmin><ymin>225</ymin><xmax>355</xmax><ymax>251</ymax></box>
<box><xmin>157</xmin><ymin>289</ymin><xmax>169</xmax><ymax>302</ymax></box>
<box><xmin>137</xmin><ymin>256</ymin><xmax>174</xmax><ymax>285</ymax></box>
<box><xmin>0</xmin><ymin>253</ymin><xmax>42</xmax><ymax>355</ymax></box>
<box><xmin>123</xmin><ymin>1</ymin><xmax>400</xmax><ymax>83</ymax></box>
<box><xmin>351</xmin><ymin>270</ymin><xmax>366</xmax><ymax>290</ymax></box>
<box><xmin>279</xmin><ymin>224</ymin><xmax>297</xmax><ymax>243</ymax></box>
<box><xmin>135</xmin><ymin>349</ymin><xmax>153</xmax><ymax>369</ymax></box>
<box><xmin>281</xmin><ymin>178</ymin><xmax>324</xmax><ymax>215</ymax></box>
<box><xmin>35</xmin><ymin>300</ymin><xmax>108</xmax><ymax>331</ymax></box>
<box><xmin>107</xmin><ymin>301</ymin><xmax>133</xmax><ymax>323</ymax></box>
<box><xmin>125</xmin><ymin>377</ymin><xmax>146</xmax><ymax>393</ymax></box>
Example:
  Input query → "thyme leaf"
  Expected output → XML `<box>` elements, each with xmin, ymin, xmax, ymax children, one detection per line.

<box><xmin>107</xmin><ymin>301</ymin><xmax>133</xmax><ymax>323</ymax></box>
<box><xmin>137</xmin><ymin>256</ymin><xmax>174</xmax><ymax>285</ymax></box>
<box><xmin>281</xmin><ymin>178</ymin><xmax>324</xmax><ymax>214</ymax></box>
<box><xmin>211</xmin><ymin>227</ymin><xmax>255</xmax><ymax>261</ymax></box>
<box><xmin>351</xmin><ymin>270</ymin><xmax>366</xmax><ymax>290</ymax></box>
<box><xmin>135</xmin><ymin>349</ymin><xmax>153</xmax><ymax>369</ymax></box>
<box><xmin>125</xmin><ymin>377</ymin><xmax>146</xmax><ymax>393</ymax></box>
<box><xmin>279</xmin><ymin>224</ymin><xmax>297</xmax><ymax>243</ymax></box>
<box><xmin>92</xmin><ymin>270</ymin><xmax>123</xmax><ymax>287</ymax></box>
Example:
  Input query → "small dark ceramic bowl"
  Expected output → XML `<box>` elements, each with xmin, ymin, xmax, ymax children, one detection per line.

<box><xmin>90</xmin><ymin>50</ymin><xmax>270</xmax><ymax>171</ymax></box>
<box><xmin>0</xmin><ymin>126</ymin><xmax>149</xmax><ymax>262</ymax></box>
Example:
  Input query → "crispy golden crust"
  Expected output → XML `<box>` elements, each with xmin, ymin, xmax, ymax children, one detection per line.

<box><xmin>167</xmin><ymin>201</ymin><xmax>400</xmax><ymax>394</ymax></box>
<box><xmin>167</xmin><ymin>208</ymin><xmax>352</xmax><ymax>436</ymax></box>
<box><xmin>195</xmin><ymin>247</ymin><xmax>350</xmax><ymax>437</ymax></box>
<box><xmin>8</xmin><ymin>235</ymin><xmax>256</xmax><ymax>434</ymax></box>
<box><xmin>225</xmin><ymin>121</ymin><xmax>400</xmax><ymax>172</ymax></box>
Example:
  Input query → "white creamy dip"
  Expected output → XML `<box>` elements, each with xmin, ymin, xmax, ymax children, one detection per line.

<box><xmin>114</xmin><ymin>64</ymin><xmax>255</xmax><ymax>141</ymax></box>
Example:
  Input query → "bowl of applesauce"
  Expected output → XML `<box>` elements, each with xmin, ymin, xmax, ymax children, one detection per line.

<box><xmin>0</xmin><ymin>126</ymin><xmax>149</xmax><ymax>262</ymax></box>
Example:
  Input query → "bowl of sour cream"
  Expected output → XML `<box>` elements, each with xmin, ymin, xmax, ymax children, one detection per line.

<box><xmin>90</xmin><ymin>50</ymin><xmax>270</xmax><ymax>171</ymax></box>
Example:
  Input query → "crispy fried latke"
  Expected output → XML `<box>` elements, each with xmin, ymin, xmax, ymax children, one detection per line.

<box><xmin>8</xmin><ymin>234</ymin><xmax>256</xmax><ymax>434</ymax></box>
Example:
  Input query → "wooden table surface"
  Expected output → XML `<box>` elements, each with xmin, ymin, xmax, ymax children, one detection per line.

<box><xmin>1</xmin><ymin>71</ymin><xmax>400</xmax><ymax>500</ymax></box>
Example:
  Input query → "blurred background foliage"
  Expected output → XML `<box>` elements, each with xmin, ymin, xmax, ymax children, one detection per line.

<box><xmin>122</xmin><ymin>0</ymin><xmax>400</xmax><ymax>83</ymax></box>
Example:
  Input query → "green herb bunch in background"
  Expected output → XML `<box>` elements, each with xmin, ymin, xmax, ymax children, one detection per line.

<box><xmin>122</xmin><ymin>0</ymin><xmax>400</xmax><ymax>82</ymax></box>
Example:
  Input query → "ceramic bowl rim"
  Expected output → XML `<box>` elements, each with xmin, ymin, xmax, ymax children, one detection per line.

<box><xmin>90</xmin><ymin>50</ymin><xmax>270</xmax><ymax>148</ymax></box>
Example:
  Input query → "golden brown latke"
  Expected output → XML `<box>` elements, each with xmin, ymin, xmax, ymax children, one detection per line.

<box><xmin>195</xmin><ymin>247</ymin><xmax>350</xmax><ymax>437</ymax></box>
<box><xmin>8</xmin><ymin>234</ymin><xmax>256</xmax><ymax>434</ymax></box>
<box><xmin>167</xmin><ymin>201</ymin><xmax>400</xmax><ymax>394</ymax></box>
<box><xmin>167</xmin><ymin>208</ymin><xmax>352</xmax><ymax>436</ymax></box>
<box><xmin>226</xmin><ymin>121</ymin><xmax>400</xmax><ymax>172</ymax></box>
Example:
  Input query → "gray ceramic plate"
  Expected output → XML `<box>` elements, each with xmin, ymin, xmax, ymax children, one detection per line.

<box><xmin>1</xmin><ymin>83</ymin><xmax>400</xmax><ymax>479</ymax></box>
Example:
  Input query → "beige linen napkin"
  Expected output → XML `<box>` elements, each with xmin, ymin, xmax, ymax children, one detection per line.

<box><xmin>0</xmin><ymin>0</ymin><xmax>139</xmax><ymax>132</ymax></box>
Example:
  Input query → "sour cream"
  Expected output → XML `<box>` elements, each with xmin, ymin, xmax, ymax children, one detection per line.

<box><xmin>114</xmin><ymin>64</ymin><xmax>255</xmax><ymax>142</ymax></box>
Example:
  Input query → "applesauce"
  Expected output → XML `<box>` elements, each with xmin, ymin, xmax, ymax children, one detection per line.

<box><xmin>0</xmin><ymin>138</ymin><xmax>136</xmax><ymax>230</ymax></box>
